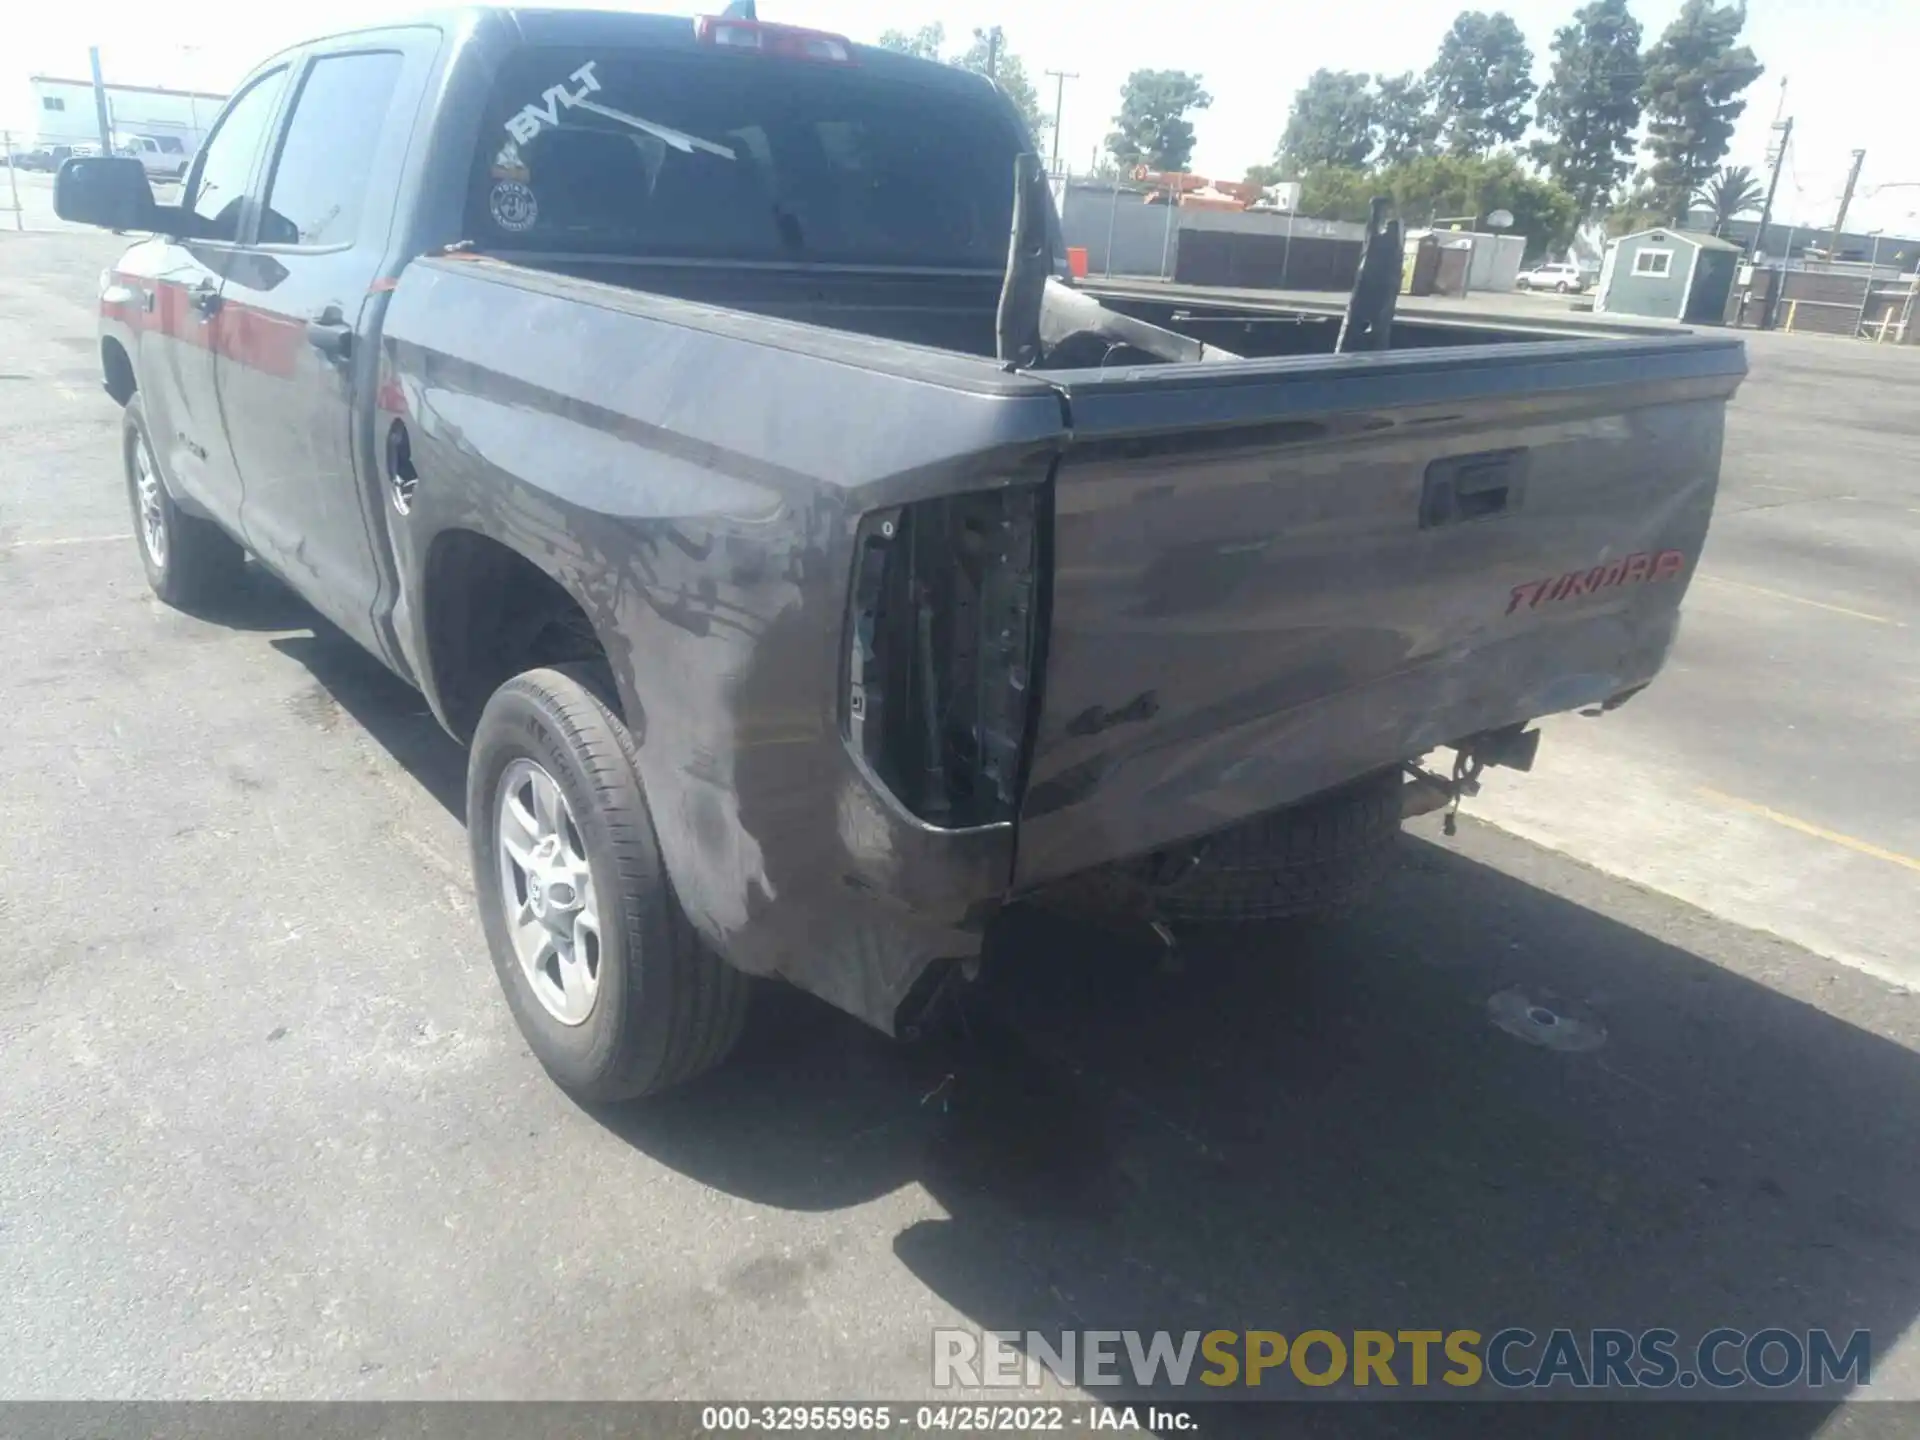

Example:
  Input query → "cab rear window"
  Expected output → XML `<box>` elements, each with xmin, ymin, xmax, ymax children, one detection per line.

<box><xmin>466</xmin><ymin>46</ymin><xmax>1023</xmax><ymax>269</ymax></box>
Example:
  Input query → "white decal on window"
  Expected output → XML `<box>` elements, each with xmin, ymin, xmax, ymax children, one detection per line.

<box><xmin>571</xmin><ymin>98</ymin><xmax>736</xmax><ymax>160</ymax></box>
<box><xmin>488</xmin><ymin>179</ymin><xmax>539</xmax><ymax>233</ymax></box>
<box><xmin>501</xmin><ymin>59</ymin><xmax>736</xmax><ymax>161</ymax></box>
<box><xmin>504</xmin><ymin>62</ymin><xmax>604</xmax><ymax>145</ymax></box>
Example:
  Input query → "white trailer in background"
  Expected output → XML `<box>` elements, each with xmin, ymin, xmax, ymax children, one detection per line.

<box><xmin>28</xmin><ymin>76</ymin><xmax>225</xmax><ymax>156</ymax></box>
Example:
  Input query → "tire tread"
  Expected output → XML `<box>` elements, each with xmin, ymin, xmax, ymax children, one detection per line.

<box><xmin>1153</xmin><ymin>770</ymin><xmax>1404</xmax><ymax>925</ymax></box>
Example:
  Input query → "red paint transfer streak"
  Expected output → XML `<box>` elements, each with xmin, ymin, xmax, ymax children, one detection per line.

<box><xmin>153</xmin><ymin>279</ymin><xmax>212</xmax><ymax>352</ymax></box>
<box><xmin>375</xmin><ymin>371</ymin><xmax>409</xmax><ymax>416</ymax></box>
<box><xmin>217</xmin><ymin>302</ymin><xmax>305</xmax><ymax>378</ymax></box>
<box><xmin>1506</xmin><ymin>549</ymin><xmax>1691</xmax><ymax>615</ymax></box>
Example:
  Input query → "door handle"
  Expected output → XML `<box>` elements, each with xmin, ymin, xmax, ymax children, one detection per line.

<box><xmin>306</xmin><ymin>306</ymin><xmax>353</xmax><ymax>361</ymax></box>
<box><xmin>1420</xmin><ymin>448</ymin><xmax>1529</xmax><ymax>529</ymax></box>
<box><xmin>189</xmin><ymin>281</ymin><xmax>221</xmax><ymax>318</ymax></box>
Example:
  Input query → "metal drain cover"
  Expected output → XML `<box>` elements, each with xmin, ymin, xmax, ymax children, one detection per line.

<box><xmin>1487</xmin><ymin>987</ymin><xmax>1607</xmax><ymax>1052</ymax></box>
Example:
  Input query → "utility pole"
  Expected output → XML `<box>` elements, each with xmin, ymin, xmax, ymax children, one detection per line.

<box><xmin>1044</xmin><ymin>69</ymin><xmax>1077</xmax><ymax>175</ymax></box>
<box><xmin>1751</xmin><ymin>114</ymin><xmax>1793</xmax><ymax>259</ymax></box>
<box><xmin>88</xmin><ymin>46</ymin><xmax>114</xmax><ymax>154</ymax></box>
<box><xmin>974</xmin><ymin>26</ymin><xmax>1002</xmax><ymax>81</ymax></box>
<box><xmin>1828</xmin><ymin>148</ymin><xmax>1866</xmax><ymax>260</ymax></box>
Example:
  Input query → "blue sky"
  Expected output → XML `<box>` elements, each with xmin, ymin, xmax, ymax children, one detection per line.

<box><xmin>9</xmin><ymin>0</ymin><xmax>1919</xmax><ymax>233</ymax></box>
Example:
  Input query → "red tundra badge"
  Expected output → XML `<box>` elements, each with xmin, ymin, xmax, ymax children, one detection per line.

<box><xmin>1507</xmin><ymin>549</ymin><xmax>1689</xmax><ymax>615</ymax></box>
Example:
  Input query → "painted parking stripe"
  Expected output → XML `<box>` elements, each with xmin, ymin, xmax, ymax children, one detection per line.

<box><xmin>1697</xmin><ymin>574</ymin><xmax>1901</xmax><ymax>626</ymax></box>
<box><xmin>1699</xmin><ymin>788</ymin><xmax>1920</xmax><ymax>877</ymax></box>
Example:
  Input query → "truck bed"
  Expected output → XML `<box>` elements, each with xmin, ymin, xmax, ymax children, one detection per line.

<box><xmin>486</xmin><ymin>257</ymin><xmax>1638</xmax><ymax>362</ymax></box>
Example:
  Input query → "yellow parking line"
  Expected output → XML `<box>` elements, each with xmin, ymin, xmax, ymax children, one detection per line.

<box><xmin>1698</xmin><ymin>788</ymin><xmax>1920</xmax><ymax>876</ymax></box>
<box><xmin>1697</xmin><ymin>575</ymin><xmax>1901</xmax><ymax>626</ymax></box>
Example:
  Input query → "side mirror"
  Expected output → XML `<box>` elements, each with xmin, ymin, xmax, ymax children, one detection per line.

<box><xmin>54</xmin><ymin>155</ymin><xmax>159</xmax><ymax>232</ymax></box>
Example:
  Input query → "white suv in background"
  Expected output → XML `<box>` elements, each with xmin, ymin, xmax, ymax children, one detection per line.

<box><xmin>1517</xmin><ymin>261</ymin><xmax>1588</xmax><ymax>293</ymax></box>
<box><xmin>115</xmin><ymin>134</ymin><xmax>190</xmax><ymax>182</ymax></box>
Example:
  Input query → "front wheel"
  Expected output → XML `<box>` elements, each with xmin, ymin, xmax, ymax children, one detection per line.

<box><xmin>123</xmin><ymin>394</ymin><xmax>244</xmax><ymax>608</ymax></box>
<box><xmin>467</xmin><ymin>666</ymin><xmax>750</xmax><ymax>1101</ymax></box>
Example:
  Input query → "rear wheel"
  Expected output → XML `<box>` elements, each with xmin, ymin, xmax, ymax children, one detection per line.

<box><xmin>1555</xmin><ymin>280</ymin><xmax>1571</xmax><ymax>294</ymax></box>
<box><xmin>467</xmin><ymin>665</ymin><xmax>749</xmax><ymax>1101</ymax></box>
<box><xmin>123</xmin><ymin>394</ymin><xmax>245</xmax><ymax>608</ymax></box>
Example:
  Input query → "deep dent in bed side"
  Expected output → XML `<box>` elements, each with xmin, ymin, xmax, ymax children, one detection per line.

<box><xmin>377</xmin><ymin>260</ymin><xmax>1068</xmax><ymax>1032</ymax></box>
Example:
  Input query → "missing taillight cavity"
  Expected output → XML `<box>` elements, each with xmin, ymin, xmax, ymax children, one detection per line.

<box><xmin>845</xmin><ymin>487</ymin><xmax>1040</xmax><ymax>828</ymax></box>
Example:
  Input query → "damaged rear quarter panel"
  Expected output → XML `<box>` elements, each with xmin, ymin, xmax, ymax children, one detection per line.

<box><xmin>378</xmin><ymin>258</ymin><xmax>1066</xmax><ymax>1029</ymax></box>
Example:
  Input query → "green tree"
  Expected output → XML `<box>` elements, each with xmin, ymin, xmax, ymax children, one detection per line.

<box><xmin>1605</xmin><ymin>176</ymin><xmax>1668</xmax><ymax>234</ymax></box>
<box><xmin>1296</xmin><ymin>166</ymin><xmax>1377</xmax><ymax>220</ymax></box>
<box><xmin>1280</xmin><ymin>69</ymin><xmax>1376</xmax><ymax>172</ymax></box>
<box><xmin>1693</xmin><ymin>163</ymin><xmax>1764</xmax><ymax>232</ymax></box>
<box><xmin>1107</xmin><ymin>70</ymin><xmax>1213</xmax><ymax>172</ymax></box>
<box><xmin>1531</xmin><ymin>0</ymin><xmax>1645</xmax><ymax>217</ymax></box>
<box><xmin>1373</xmin><ymin>72</ymin><xmax>1440</xmax><ymax>164</ymax></box>
<box><xmin>876</xmin><ymin>23</ymin><xmax>1049</xmax><ymax>142</ymax></box>
<box><xmin>875</xmin><ymin>22</ymin><xmax>944</xmax><ymax>60</ymax></box>
<box><xmin>1640</xmin><ymin>0</ymin><xmax>1764</xmax><ymax>222</ymax></box>
<box><xmin>1426</xmin><ymin>11</ymin><xmax>1536</xmax><ymax>155</ymax></box>
<box><xmin>1298</xmin><ymin>152</ymin><xmax>1580</xmax><ymax>259</ymax></box>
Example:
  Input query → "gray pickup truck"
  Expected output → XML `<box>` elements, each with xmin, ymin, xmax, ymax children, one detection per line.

<box><xmin>56</xmin><ymin>5</ymin><xmax>1744</xmax><ymax>1100</ymax></box>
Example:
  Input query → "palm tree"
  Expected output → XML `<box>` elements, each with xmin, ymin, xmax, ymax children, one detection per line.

<box><xmin>1693</xmin><ymin>166</ymin><xmax>1765</xmax><ymax>236</ymax></box>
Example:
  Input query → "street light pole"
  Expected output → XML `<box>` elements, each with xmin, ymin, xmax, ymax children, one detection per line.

<box><xmin>88</xmin><ymin>46</ymin><xmax>114</xmax><ymax>154</ymax></box>
<box><xmin>1828</xmin><ymin>149</ymin><xmax>1866</xmax><ymax>261</ymax></box>
<box><xmin>182</xmin><ymin>45</ymin><xmax>202</xmax><ymax>152</ymax></box>
<box><xmin>1751</xmin><ymin>114</ymin><xmax>1792</xmax><ymax>259</ymax></box>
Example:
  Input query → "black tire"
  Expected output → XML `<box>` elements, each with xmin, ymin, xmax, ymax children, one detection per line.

<box><xmin>467</xmin><ymin>665</ymin><xmax>749</xmax><ymax>1101</ymax></box>
<box><xmin>1150</xmin><ymin>770</ymin><xmax>1404</xmax><ymax>926</ymax></box>
<box><xmin>1555</xmin><ymin>280</ymin><xmax>1571</xmax><ymax>294</ymax></box>
<box><xmin>123</xmin><ymin>394</ymin><xmax>244</xmax><ymax>608</ymax></box>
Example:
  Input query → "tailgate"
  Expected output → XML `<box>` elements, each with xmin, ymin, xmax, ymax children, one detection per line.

<box><xmin>1013</xmin><ymin>336</ymin><xmax>1746</xmax><ymax>889</ymax></box>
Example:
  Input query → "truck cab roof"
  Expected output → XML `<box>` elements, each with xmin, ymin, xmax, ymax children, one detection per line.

<box><xmin>262</xmin><ymin>6</ymin><xmax>1003</xmax><ymax>105</ymax></box>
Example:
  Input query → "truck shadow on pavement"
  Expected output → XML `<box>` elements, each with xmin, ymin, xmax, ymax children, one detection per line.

<box><xmin>278</xmin><ymin>600</ymin><xmax>1914</xmax><ymax>1436</ymax></box>
<box><xmin>601</xmin><ymin>845</ymin><xmax>1918</xmax><ymax>1436</ymax></box>
<box><xmin>268</xmin><ymin>621</ymin><xmax>470</xmax><ymax>819</ymax></box>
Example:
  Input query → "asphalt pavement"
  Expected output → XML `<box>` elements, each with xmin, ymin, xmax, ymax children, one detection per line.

<box><xmin>2</xmin><ymin>184</ymin><xmax>1918</xmax><ymax>1426</ymax></box>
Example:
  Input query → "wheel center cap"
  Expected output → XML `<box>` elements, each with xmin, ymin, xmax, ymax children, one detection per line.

<box><xmin>525</xmin><ymin>843</ymin><xmax>579</xmax><ymax>929</ymax></box>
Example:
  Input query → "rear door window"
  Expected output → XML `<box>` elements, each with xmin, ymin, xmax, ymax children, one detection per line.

<box><xmin>466</xmin><ymin>46</ymin><xmax>1024</xmax><ymax>268</ymax></box>
<box><xmin>259</xmin><ymin>50</ymin><xmax>406</xmax><ymax>247</ymax></box>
